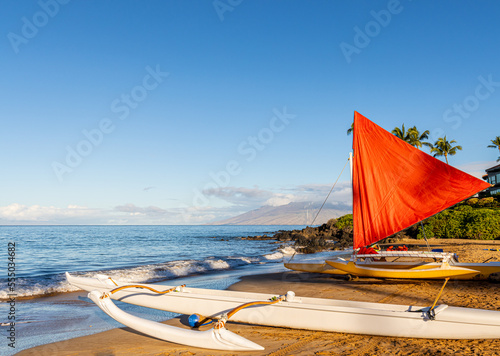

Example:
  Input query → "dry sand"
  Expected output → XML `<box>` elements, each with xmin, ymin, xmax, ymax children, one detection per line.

<box><xmin>17</xmin><ymin>239</ymin><xmax>500</xmax><ymax>356</ymax></box>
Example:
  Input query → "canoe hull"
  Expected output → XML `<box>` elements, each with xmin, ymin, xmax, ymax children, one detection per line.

<box><xmin>286</xmin><ymin>259</ymin><xmax>500</xmax><ymax>280</ymax></box>
<box><xmin>325</xmin><ymin>261</ymin><xmax>479</xmax><ymax>279</ymax></box>
<box><xmin>284</xmin><ymin>262</ymin><xmax>347</xmax><ymax>275</ymax></box>
<box><xmin>66</xmin><ymin>273</ymin><xmax>500</xmax><ymax>339</ymax></box>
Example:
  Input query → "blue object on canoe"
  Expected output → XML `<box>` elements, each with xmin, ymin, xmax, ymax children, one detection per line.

<box><xmin>188</xmin><ymin>314</ymin><xmax>200</xmax><ymax>327</ymax></box>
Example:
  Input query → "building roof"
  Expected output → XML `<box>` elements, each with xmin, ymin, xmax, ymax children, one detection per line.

<box><xmin>485</xmin><ymin>163</ymin><xmax>500</xmax><ymax>173</ymax></box>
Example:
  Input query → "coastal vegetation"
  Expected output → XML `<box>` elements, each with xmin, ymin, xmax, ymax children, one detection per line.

<box><xmin>391</xmin><ymin>124</ymin><xmax>433</xmax><ymax>149</ymax></box>
<box><xmin>416</xmin><ymin>202</ymin><xmax>500</xmax><ymax>241</ymax></box>
<box><xmin>346</xmin><ymin>123</ymin><xmax>354</xmax><ymax>135</ymax></box>
<box><xmin>430</xmin><ymin>136</ymin><xmax>463</xmax><ymax>164</ymax></box>
<box><xmin>488</xmin><ymin>136</ymin><xmax>500</xmax><ymax>162</ymax></box>
<box><xmin>389</xmin><ymin>124</ymin><xmax>465</xmax><ymax>165</ymax></box>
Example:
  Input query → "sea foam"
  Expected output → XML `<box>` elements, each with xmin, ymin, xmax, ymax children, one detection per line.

<box><xmin>0</xmin><ymin>256</ymin><xmax>267</xmax><ymax>300</ymax></box>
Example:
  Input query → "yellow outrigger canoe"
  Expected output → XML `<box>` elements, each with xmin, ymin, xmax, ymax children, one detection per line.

<box><xmin>285</xmin><ymin>257</ymin><xmax>500</xmax><ymax>280</ymax></box>
<box><xmin>325</xmin><ymin>260</ymin><xmax>480</xmax><ymax>279</ymax></box>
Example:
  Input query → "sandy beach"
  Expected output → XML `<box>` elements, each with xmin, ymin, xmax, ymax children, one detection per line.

<box><xmin>17</xmin><ymin>239</ymin><xmax>500</xmax><ymax>356</ymax></box>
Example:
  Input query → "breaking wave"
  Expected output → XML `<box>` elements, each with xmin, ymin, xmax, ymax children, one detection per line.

<box><xmin>263</xmin><ymin>245</ymin><xmax>296</xmax><ymax>260</ymax></box>
<box><xmin>0</xmin><ymin>253</ymin><xmax>292</xmax><ymax>300</ymax></box>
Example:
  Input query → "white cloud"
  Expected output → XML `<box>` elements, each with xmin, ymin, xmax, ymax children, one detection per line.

<box><xmin>285</xmin><ymin>182</ymin><xmax>353</xmax><ymax>205</ymax></box>
<box><xmin>457</xmin><ymin>161</ymin><xmax>497</xmax><ymax>179</ymax></box>
<box><xmin>174</xmin><ymin>204</ymin><xmax>244</xmax><ymax>224</ymax></box>
<box><xmin>201</xmin><ymin>186</ymin><xmax>274</xmax><ymax>207</ymax></box>
<box><xmin>0</xmin><ymin>202</ymin><xmax>245</xmax><ymax>225</ymax></box>
<box><xmin>200</xmin><ymin>183</ymin><xmax>353</xmax><ymax>209</ymax></box>
<box><xmin>0</xmin><ymin>181</ymin><xmax>354</xmax><ymax>225</ymax></box>
<box><xmin>114</xmin><ymin>204</ymin><xmax>168</xmax><ymax>216</ymax></box>
<box><xmin>264</xmin><ymin>193</ymin><xmax>295</xmax><ymax>206</ymax></box>
<box><xmin>0</xmin><ymin>203</ymin><xmax>103</xmax><ymax>224</ymax></box>
<box><xmin>0</xmin><ymin>203</ymin><xmax>176</xmax><ymax>225</ymax></box>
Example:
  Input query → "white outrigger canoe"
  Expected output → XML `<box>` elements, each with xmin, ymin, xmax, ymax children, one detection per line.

<box><xmin>67</xmin><ymin>272</ymin><xmax>500</xmax><ymax>351</ymax></box>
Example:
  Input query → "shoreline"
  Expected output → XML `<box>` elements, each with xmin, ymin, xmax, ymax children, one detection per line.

<box><xmin>14</xmin><ymin>238</ymin><xmax>500</xmax><ymax>356</ymax></box>
<box><xmin>5</xmin><ymin>263</ymin><xmax>287</xmax><ymax>355</ymax></box>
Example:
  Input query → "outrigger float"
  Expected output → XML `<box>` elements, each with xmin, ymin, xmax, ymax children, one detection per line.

<box><xmin>66</xmin><ymin>272</ymin><xmax>500</xmax><ymax>351</ymax></box>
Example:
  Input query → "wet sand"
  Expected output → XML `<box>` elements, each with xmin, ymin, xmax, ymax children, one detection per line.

<box><xmin>17</xmin><ymin>239</ymin><xmax>500</xmax><ymax>356</ymax></box>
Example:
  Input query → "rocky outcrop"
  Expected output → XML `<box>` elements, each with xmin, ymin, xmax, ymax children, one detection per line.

<box><xmin>271</xmin><ymin>217</ymin><xmax>354</xmax><ymax>253</ymax></box>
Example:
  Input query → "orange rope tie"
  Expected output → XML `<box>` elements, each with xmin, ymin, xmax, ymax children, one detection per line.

<box><xmin>214</xmin><ymin>295</ymin><xmax>286</xmax><ymax>329</ymax></box>
<box><xmin>109</xmin><ymin>284</ymin><xmax>186</xmax><ymax>296</ymax></box>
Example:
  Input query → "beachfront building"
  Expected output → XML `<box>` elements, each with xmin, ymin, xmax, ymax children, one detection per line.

<box><xmin>483</xmin><ymin>164</ymin><xmax>500</xmax><ymax>195</ymax></box>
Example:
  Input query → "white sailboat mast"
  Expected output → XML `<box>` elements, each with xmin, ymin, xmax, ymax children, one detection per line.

<box><xmin>349</xmin><ymin>152</ymin><xmax>353</xmax><ymax>183</ymax></box>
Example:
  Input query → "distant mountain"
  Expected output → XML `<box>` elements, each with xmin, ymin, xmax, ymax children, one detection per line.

<box><xmin>209</xmin><ymin>202</ymin><xmax>351</xmax><ymax>225</ymax></box>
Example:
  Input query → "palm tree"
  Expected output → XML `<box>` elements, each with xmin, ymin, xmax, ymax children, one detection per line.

<box><xmin>392</xmin><ymin>124</ymin><xmax>411</xmax><ymax>142</ymax></box>
<box><xmin>487</xmin><ymin>136</ymin><xmax>500</xmax><ymax>162</ymax></box>
<box><xmin>430</xmin><ymin>136</ymin><xmax>462</xmax><ymax>164</ymax></box>
<box><xmin>392</xmin><ymin>124</ymin><xmax>432</xmax><ymax>149</ymax></box>
<box><xmin>347</xmin><ymin>123</ymin><xmax>354</xmax><ymax>135</ymax></box>
<box><xmin>407</xmin><ymin>126</ymin><xmax>433</xmax><ymax>150</ymax></box>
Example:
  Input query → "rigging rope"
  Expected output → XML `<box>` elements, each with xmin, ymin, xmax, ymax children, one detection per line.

<box><xmin>420</xmin><ymin>221</ymin><xmax>431</xmax><ymax>252</ymax></box>
<box><xmin>310</xmin><ymin>157</ymin><xmax>350</xmax><ymax>226</ymax></box>
<box><xmin>190</xmin><ymin>295</ymin><xmax>287</xmax><ymax>329</ymax></box>
<box><xmin>105</xmin><ymin>284</ymin><xmax>186</xmax><ymax>297</ymax></box>
<box><xmin>213</xmin><ymin>295</ymin><xmax>286</xmax><ymax>329</ymax></box>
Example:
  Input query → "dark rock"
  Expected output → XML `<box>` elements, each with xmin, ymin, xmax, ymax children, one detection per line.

<box><xmin>270</xmin><ymin>217</ymin><xmax>354</xmax><ymax>253</ymax></box>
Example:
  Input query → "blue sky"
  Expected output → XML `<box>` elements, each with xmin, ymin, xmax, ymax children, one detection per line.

<box><xmin>1</xmin><ymin>0</ymin><xmax>499</xmax><ymax>224</ymax></box>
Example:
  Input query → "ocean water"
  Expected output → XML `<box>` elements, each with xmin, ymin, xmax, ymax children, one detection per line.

<box><xmin>0</xmin><ymin>225</ymin><xmax>304</xmax><ymax>354</ymax></box>
<box><xmin>0</xmin><ymin>225</ymin><xmax>303</xmax><ymax>300</ymax></box>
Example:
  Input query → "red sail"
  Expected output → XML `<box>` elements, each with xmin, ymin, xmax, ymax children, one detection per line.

<box><xmin>352</xmin><ymin>112</ymin><xmax>491</xmax><ymax>249</ymax></box>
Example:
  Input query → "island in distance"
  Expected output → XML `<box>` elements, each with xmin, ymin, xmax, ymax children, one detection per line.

<box><xmin>209</xmin><ymin>202</ymin><xmax>351</xmax><ymax>225</ymax></box>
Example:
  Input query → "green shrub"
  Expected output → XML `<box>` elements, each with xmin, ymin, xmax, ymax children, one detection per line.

<box><xmin>334</xmin><ymin>214</ymin><xmax>353</xmax><ymax>230</ymax></box>
<box><xmin>478</xmin><ymin>197</ymin><xmax>495</xmax><ymax>207</ymax></box>
<box><xmin>462</xmin><ymin>208</ymin><xmax>500</xmax><ymax>239</ymax></box>
<box><xmin>467</xmin><ymin>198</ymin><xmax>479</xmax><ymax>206</ymax></box>
<box><xmin>420</xmin><ymin>205</ymin><xmax>500</xmax><ymax>240</ymax></box>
